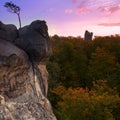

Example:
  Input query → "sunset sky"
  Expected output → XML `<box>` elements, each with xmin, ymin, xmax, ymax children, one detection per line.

<box><xmin>0</xmin><ymin>0</ymin><xmax>120</xmax><ymax>37</ymax></box>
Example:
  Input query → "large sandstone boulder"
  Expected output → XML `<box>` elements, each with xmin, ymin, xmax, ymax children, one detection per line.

<box><xmin>15</xmin><ymin>20</ymin><xmax>52</xmax><ymax>63</ymax></box>
<box><xmin>0</xmin><ymin>39</ymin><xmax>29</xmax><ymax>98</ymax></box>
<box><xmin>0</xmin><ymin>21</ymin><xmax>56</xmax><ymax>120</ymax></box>
<box><xmin>0</xmin><ymin>21</ymin><xmax>18</xmax><ymax>42</ymax></box>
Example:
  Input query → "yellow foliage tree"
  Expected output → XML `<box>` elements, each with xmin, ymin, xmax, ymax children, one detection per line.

<box><xmin>52</xmin><ymin>80</ymin><xmax>120</xmax><ymax>120</ymax></box>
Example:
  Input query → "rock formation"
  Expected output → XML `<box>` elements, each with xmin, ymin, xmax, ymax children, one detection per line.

<box><xmin>0</xmin><ymin>20</ymin><xmax>56</xmax><ymax>120</ymax></box>
<box><xmin>84</xmin><ymin>30</ymin><xmax>93</xmax><ymax>40</ymax></box>
<box><xmin>0</xmin><ymin>21</ymin><xmax>18</xmax><ymax>42</ymax></box>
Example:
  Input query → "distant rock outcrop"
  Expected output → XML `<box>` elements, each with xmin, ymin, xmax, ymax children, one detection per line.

<box><xmin>84</xmin><ymin>30</ymin><xmax>93</xmax><ymax>40</ymax></box>
<box><xmin>0</xmin><ymin>21</ymin><xmax>56</xmax><ymax>120</ymax></box>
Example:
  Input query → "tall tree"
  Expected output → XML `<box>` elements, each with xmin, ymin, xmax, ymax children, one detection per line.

<box><xmin>4</xmin><ymin>1</ymin><xmax>21</xmax><ymax>28</ymax></box>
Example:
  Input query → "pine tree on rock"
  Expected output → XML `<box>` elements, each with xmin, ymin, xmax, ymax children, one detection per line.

<box><xmin>4</xmin><ymin>1</ymin><xmax>21</xmax><ymax>28</ymax></box>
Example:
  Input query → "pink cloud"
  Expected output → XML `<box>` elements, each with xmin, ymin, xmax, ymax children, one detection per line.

<box><xmin>79</xmin><ymin>0</ymin><xmax>89</xmax><ymax>6</ymax></box>
<box><xmin>98</xmin><ymin>23</ymin><xmax>120</xmax><ymax>27</ymax></box>
<box><xmin>72</xmin><ymin>0</ymin><xmax>77</xmax><ymax>4</ymax></box>
<box><xmin>77</xmin><ymin>6</ymin><xmax>91</xmax><ymax>14</ymax></box>
<box><xmin>65</xmin><ymin>9</ymin><xmax>73</xmax><ymax>14</ymax></box>
<box><xmin>71</xmin><ymin>0</ymin><xmax>89</xmax><ymax>5</ymax></box>
<box><xmin>99</xmin><ymin>4</ymin><xmax>120</xmax><ymax>14</ymax></box>
<box><xmin>75</xmin><ymin>0</ymin><xmax>91</xmax><ymax>14</ymax></box>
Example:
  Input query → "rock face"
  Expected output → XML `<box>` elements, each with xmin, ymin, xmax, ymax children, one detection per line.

<box><xmin>0</xmin><ymin>21</ymin><xmax>56</xmax><ymax>120</ymax></box>
<box><xmin>15</xmin><ymin>20</ymin><xmax>52</xmax><ymax>63</ymax></box>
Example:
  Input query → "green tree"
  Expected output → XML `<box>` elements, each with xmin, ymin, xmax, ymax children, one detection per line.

<box><xmin>86</xmin><ymin>47</ymin><xmax>118</xmax><ymax>88</ymax></box>
<box><xmin>47</xmin><ymin>36</ymin><xmax>120</xmax><ymax>119</ymax></box>
<box><xmin>4</xmin><ymin>1</ymin><xmax>21</xmax><ymax>28</ymax></box>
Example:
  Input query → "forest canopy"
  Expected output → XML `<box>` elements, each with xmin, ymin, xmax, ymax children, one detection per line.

<box><xmin>47</xmin><ymin>35</ymin><xmax>120</xmax><ymax>120</ymax></box>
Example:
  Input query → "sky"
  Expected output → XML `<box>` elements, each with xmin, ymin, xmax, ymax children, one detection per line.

<box><xmin>0</xmin><ymin>0</ymin><xmax>120</xmax><ymax>37</ymax></box>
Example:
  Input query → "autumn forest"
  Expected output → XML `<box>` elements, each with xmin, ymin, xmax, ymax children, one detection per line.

<box><xmin>47</xmin><ymin>35</ymin><xmax>120</xmax><ymax>120</ymax></box>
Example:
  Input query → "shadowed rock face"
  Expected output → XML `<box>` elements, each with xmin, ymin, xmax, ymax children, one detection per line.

<box><xmin>0</xmin><ymin>21</ymin><xmax>56</xmax><ymax>120</ymax></box>
<box><xmin>15</xmin><ymin>20</ymin><xmax>52</xmax><ymax>63</ymax></box>
<box><xmin>0</xmin><ymin>21</ymin><xmax>18</xmax><ymax>42</ymax></box>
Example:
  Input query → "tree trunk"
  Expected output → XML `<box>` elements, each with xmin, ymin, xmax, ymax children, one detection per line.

<box><xmin>17</xmin><ymin>13</ymin><xmax>21</xmax><ymax>28</ymax></box>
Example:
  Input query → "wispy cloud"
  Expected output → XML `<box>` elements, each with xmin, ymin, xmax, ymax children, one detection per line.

<box><xmin>79</xmin><ymin>0</ymin><xmax>89</xmax><ymax>6</ymax></box>
<box><xmin>99</xmin><ymin>4</ymin><xmax>120</xmax><ymax>14</ymax></box>
<box><xmin>70</xmin><ymin>0</ymin><xmax>120</xmax><ymax>15</ymax></box>
<box><xmin>71</xmin><ymin>0</ymin><xmax>77</xmax><ymax>4</ymax></box>
<box><xmin>77</xmin><ymin>6</ymin><xmax>91</xmax><ymax>14</ymax></box>
<box><xmin>65</xmin><ymin>9</ymin><xmax>73</xmax><ymax>14</ymax></box>
<box><xmin>98</xmin><ymin>23</ymin><xmax>120</xmax><ymax>27</ymax></box>
<box><xmin>76</xmin><ymin>0</ymin><xmax>91</xmax><ymax>14</ymax></box>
